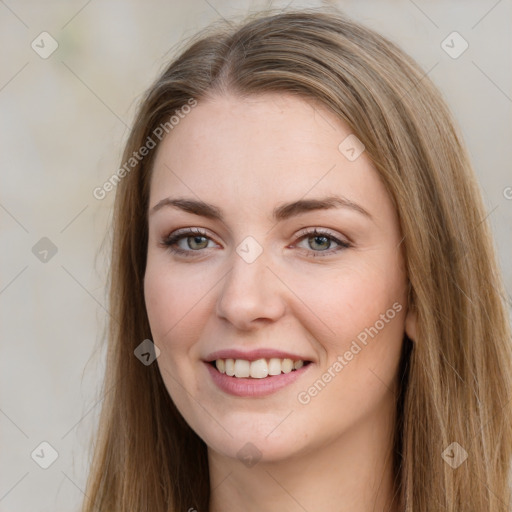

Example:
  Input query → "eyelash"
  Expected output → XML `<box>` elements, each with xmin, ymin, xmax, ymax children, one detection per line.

<box><xmin>160</xmin><ymin>227</ymin><xmax>351</xmax><ymax>258</ymax></box>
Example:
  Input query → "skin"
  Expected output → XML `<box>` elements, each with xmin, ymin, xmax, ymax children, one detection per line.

<box><xmin>144</xmin><ymin>92</ymin><xmax>416</xmax><ymax>512</ymax></box>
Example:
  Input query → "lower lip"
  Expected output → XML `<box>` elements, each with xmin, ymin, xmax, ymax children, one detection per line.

<box><xmin>205</xmin><ymin>362</ymin><xmax>311</xmax><ymax>397</ymax></box>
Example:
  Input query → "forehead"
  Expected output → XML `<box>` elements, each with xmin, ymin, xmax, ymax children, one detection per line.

<box><xmin>149</xmin><ymin>92</ymin><xmax>388</xmax><ymax>218</ymax></box>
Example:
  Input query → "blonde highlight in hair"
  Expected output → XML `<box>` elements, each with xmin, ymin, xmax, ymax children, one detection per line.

<box><xmin>82</xmin><ymin>7</ymin><xmax>512</xmax><ymax>511</ymax></box>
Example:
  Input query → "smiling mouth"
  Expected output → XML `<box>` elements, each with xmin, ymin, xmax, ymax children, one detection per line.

<box><xmin>209</xmin><ymin>358</ymin><xmax>312</xmax><ymax>379</ymax></box>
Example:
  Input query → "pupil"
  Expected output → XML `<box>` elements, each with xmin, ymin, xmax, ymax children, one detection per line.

<box><xmin>190</xmin><ymin>236</ymin><xmax>207</xmax><ymax>249</ymax></box>
<box><xmin>311</xmin><ymin>236</ymin><xmax>329</xmax><ymax>250</ymax></box>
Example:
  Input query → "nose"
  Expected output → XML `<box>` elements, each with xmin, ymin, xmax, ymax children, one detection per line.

<box><xmin>215</xmin><ymin>244</ymin><xmax>287</xmax><ymax>330</ymax></box>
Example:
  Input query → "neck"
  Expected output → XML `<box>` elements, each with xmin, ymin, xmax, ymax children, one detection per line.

<box><xmin>208</xmin><ymin>396</ymin><xmax>401</xmax><ymax>512</ymax></box>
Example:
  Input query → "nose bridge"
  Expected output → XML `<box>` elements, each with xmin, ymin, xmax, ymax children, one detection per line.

<box><xmin>223</xmin><ymin>235</ymin><xmax>271</xmax><ymax>301</ymax></box>
<box><xmin>216</xmin><ymin>235</ymin><xmax>285</xmax><ymax>326</ymax></box>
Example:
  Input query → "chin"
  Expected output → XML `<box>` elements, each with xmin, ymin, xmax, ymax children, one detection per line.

<box><xmin>206</xmin><ymin>433</ymin><xmax>306</xmax><ymax>465</ymax></box>
<box><xmin>196</xmin><ymin>411</ymin><xmax>312</xmax><ymax>464</ymax></box>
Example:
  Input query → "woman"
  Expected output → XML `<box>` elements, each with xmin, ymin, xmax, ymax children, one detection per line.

<box><xmin>82</xmin><ymin>7</ymin><xmax>512</xmax><ymax>512</ymax></box>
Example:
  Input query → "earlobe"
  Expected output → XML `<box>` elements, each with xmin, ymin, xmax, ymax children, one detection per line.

<box><xmin>404</xmin><ymin>307</ymin><xmax>417</xmax><ymax>342</ymax></box>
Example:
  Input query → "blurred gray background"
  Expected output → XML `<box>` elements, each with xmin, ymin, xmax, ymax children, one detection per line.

<box><xmin>1</xmin><ymin>1</ymin><xmax>511</xmax><ymax>510</ymax></box>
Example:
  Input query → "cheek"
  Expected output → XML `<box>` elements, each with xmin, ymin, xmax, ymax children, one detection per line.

<box><xmin>143</xmin><ymin>259</ymin><xmax>207</xmax><ymax>399</ymax></box>
<box><xmin>290</xmin><ymin>272</ymin><xmax>406</xmax><ymax>434</ymax></box>
<box><xmin>289</xmin><ymin>253</ymin><xmax>407</xmax><ymax>346</ymax></box>
<box><xmin>326</xmin><ymin>268</ymin><xmax>406</xmax><ymax>391</ymax></box>
<box><xmin>143</xmin><ymin>254</ymin><xmax>211</xmax><ymax>341</ymax></box>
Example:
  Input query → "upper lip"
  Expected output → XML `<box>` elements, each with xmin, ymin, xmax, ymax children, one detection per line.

<box><xmin>204</xmin><ymin>348</ymin><xmax>312</xmax><ymax>363</ymax></box>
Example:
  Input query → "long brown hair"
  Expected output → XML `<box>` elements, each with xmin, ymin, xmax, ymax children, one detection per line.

<box><xmin>82</xmin><ymin>7</ymin><xmax>512</xmax><ymax>511</ymax></box>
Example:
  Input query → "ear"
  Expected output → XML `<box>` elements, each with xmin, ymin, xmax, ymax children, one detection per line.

<box><xmin>404</xmin><ymin>306</ymin><xmax>417</xmax><ymax>342</ymax></box>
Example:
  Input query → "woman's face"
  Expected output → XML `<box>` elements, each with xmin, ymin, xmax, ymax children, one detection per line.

<box><xmin>144</xmin><ymin>92</ymin><xmax>414</xmax><ymax>463</ymax></box>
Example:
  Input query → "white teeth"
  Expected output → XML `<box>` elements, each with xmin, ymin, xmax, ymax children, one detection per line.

<box><xmin>293</xmin><ymin>360</ymin><xmax>304</xmax><ymax>370</ymax></box>
<box><xmin>225</xmin><ymin>358</ymin><xmax>235</xmax><ymax>376</ymax></box>
<box><xmin>216</xmin><ymin>359</ymin><xmax>225</xmax><ymax>374</ymax></box>
<box><xmin>250</xmin><ymin>359</ymin><xmax>269</xmax><ymax>379</ymax></box>
<box><xmin>268</xmin><ymin>358</ymin><xmax>282</xmax><ymax>376</ymax></box>
<box><xmin>213</xmin><ymin>357</ymin><xmax>307</xmax><ymax>378</ymax></box>
<box><xmin>234</xmin><ymin>359</ymin><xmax>250</xmax><ymax>378</ymax></box>
<box><xmin>281</xmin><ymin>358</ymin><xmax>293</xmax><ymax>374</ymax></box>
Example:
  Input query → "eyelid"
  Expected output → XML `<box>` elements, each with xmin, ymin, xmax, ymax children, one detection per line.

<box><xmin>164</xmin><ymin>226</ymin><xmax>216</xmax><ymax>241</ymax></box>
<box><xmin>292</xmin><ymin>227</ymin><xmax>351</xmax><ymax>256</ymax></box>
<box><xmin>294</xmin><ymin>226</ymin><xmax>350</xmax><ymax>244</ymax></box>
<box><xmin>160</xmin><ymin>227</ymin><xmax>351</xmax><ymax>257</ymax></box>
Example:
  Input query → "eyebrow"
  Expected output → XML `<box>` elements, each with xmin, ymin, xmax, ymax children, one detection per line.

<box><xmin>149</xmin><ymin>195</ymin><xmax>372</xmax><ymax>222</ymax></box>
